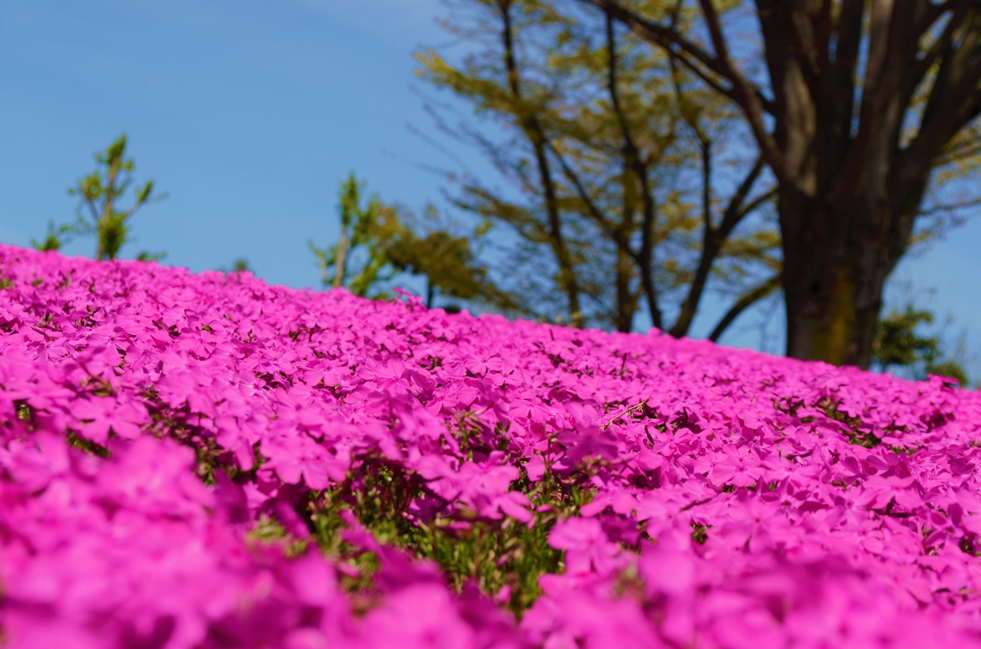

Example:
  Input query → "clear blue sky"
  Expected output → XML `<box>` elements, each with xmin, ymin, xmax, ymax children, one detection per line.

<box><xmin>2</xmin><ymin>0</ymin><xmax>980</xmax><ymax>365</ymax></box>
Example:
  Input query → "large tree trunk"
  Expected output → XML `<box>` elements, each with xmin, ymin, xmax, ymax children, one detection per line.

<box><xmin>586</xmin><ymin>0</ymin><xmax>981</xmax><ymax>368</ymax></box>
<box><xmin>783</xmin><ymin>177</ymin><xmax>926</xmax><ymax>368</ymax></box>
<box><xmin>780</xmin><ymin>196</ymin><xmax>887</xmax><ymax>369</ymax></box>
<box><xmin>763</xmin><ymin>0</ymin><xmax>932</xmax><ymax>369</ymax></box>
<box><xmin>759</xmin><ymin>0</ymin><xmax>953</xmax><ymax>369</ymax></box>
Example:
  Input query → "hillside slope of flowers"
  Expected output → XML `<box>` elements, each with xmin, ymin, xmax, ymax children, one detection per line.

<box><xmin>3</xmin><ymin>244</ymin><xmax>981</xmax><ymax>648</ymax></box>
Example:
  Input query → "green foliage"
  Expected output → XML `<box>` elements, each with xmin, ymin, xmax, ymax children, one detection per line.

<box><xmin>34</xmin><ymin>134</ymin><xmax>166</xmax><ymax>261</ymax></box>
<box><xmin>311</xmin><ymin>174</ymin><xmax>524</xmax><ymax>313</ymax></box>
<box><xmin>231</xmin><ymin>258</ymin><xmax>251</xmax><ymax>273</ymax></box>
<box><xmin>310</xmin><ymin>174</ymin><xmax>393</xmax><ymax>296</ymax></box>
<box><xmin>65</xmin><ymin>431</ymin><xmax>112</xmax><ymax>458</ymax></box>
<box><xmin>214</xmin><ymin>414</ymin><xmax>607</xmax><ymax>617</ymax></box>
<box><xmin>873</xmin><ymin>306</ymin><xmax>938</xmax><ymax>368</ymax></box>
<box><xmin>136</xmin><ymin>251</ymin><xmax>167</xmax><ymax>263</ymax></box>
<box><xmin>31</xmin><ymin>221</ymin><xmax>75</xmax><ymax>252</ymax></box>
<box><xmin>303</xmin><ymin>452</ymin><xmax>588</xmax><ymax>616</ymax></box>
<box><xmin>873</xmin><ymin>304</ymin><xmax>971</xmax><ymax>387</ymax></box>
<box><xmin>246</xmin><ymin>516</ymin><xmax>309</xmax><ymax>558</ymax></box>
<box><xmin>216</xmin><ymin>258</ymin><xmax>253</xmax><ymax>274</ymax></box>
<box><xmin>816</xmin><ymin>397</ymin><xmax>882</xmax><ymax>449</ymax></box>
<box><xmin>926</xmin><ymin>361</ymin><xmax>969</xmax><ymax>388</ymax></box>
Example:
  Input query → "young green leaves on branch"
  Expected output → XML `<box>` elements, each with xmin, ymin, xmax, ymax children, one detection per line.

<box><xmin>310</xmin><ymin>175</ymin><xmax>396</xmax><ymax>297</ymax></box>
<box><xmin>311</xmin><ymin>174</ymin><xmax>523</xmax><ymax>313</ymax></box>
<box><xmin>34</xmin><ymin>134</ymin><xmax>166</xmax><ymax>261</ymax></box>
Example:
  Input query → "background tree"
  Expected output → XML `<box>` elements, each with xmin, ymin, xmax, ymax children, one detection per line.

<box><xmin>34</xmin><ymin>134</ymin><xmax>166</xmax><ymax>261</ymax></box>
<box><xmin>416</xmin><ymin>0</ymin><xmax>780</xmax><ymax>336</ymax></box>
<box><xmin>310</xmin><ymin>174</ymin><xmax>394</xmax><ymax>296</ymax></box>
<box><xmin>311</xmin><ymin>174</ymin><xmax>523</xmax><ymax>313</ymax></box>
<box><xmin>384</xmin><ymin>211</ymin><xmax>524</xmax><ymax>311</ymax></box>
<box><xmin>577</xmin><ymin>0</ymin><xmax>981</xmax><ymax>368</ymax></box>
<box><xmin>872</xmin><ymin>303</ymin><xmax>972</xmax><ymax>388</ymax></box>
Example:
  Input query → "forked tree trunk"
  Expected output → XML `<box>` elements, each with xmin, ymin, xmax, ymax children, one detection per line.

<box><xmin>586</xmin><ymin>0</ymin><xmax>981</xmax><ymax>369</ymax></box>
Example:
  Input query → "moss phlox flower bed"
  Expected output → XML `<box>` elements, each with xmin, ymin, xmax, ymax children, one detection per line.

<box><xmin>3</xmin><ymin>245</ymin><xmax>981</xmax><ymax>648</ymax></box>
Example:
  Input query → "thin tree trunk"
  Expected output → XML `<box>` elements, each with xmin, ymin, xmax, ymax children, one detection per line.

<box><xmin>95</xmin><ymin>160</ymin><xmax>120</xmax><ymax>261</ymax></box>
<box><xmin>500</xmin><ymin>0</ymin><xmax>583</xmax><ymax>328</ymax></box>
<box><xmin>615</xmin><ymin>240</ymin><xmax>636</xmax><ymax>333</ymax></box>
<box><xmin>604</xmin><ymin>10</ymin><xmax>662</xmax><ymax>330</ymax></box>
<box><xmin>332</xmin><ymin>230</ymin><xmax>349</xmax><ymax>289</ymax></box>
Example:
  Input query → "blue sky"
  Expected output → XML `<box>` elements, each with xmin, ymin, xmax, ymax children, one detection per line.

<box><xmin>2</xmin><ymin>0</ymin><xmax>980</xmax><ymax>366</ymax></box>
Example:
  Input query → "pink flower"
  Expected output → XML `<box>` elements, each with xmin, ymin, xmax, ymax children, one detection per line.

<box><xmin>549</xmin><ymin>517</ymin><xmax>621</xmax><ymax>577</ymax></box>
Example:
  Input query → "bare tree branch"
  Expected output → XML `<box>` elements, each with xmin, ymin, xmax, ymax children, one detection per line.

<box><xmin>899</xmin><ymin>53</ymin><xmax>981</xmax><ymax>187</ymax></box>
<box><xmin>580</xmin><ymin>0</ymin><xmax>729</xmax><ymax>83</ymax></box>
<box><xmin>549</xmin><ymin>142</ymin><xmax>630</xmax><ymax>252</ymax></box>
<box><xmin>903</xmin><ymin>4</ymin><xmax>970</xmax><ymax>108</ymax></box>
<box><xmin>721</xmin><ymin>156</ymin><xmax>767</xmax><ymax>232</ymax></box>
<box><xmin>604</xmin><ymin>9</ymin><xmax>664</xmax><ymax>329</ymax></box>
<box><xmin>669</xmin><ymin>155</ymin><xmax>769</xmax><ymax>338</ymax></box>
<box><xmin>498</xmin><ymin>0</ymin><xmax>584</xmax><ymax>327</ymax></box>
<box><xmin>580</xmin><ymin>0</ymin><xmax>788</xmax><ymax>185</ymax></box>
<box><xmin>917</xmin><ymin>193</ymin><xmax>981</xmax><ymax>217</ymax></box>
<box><xmin>735</xmin><ymin>186</ymin><xmax>778</xmax><ymax>221</ymax></box>
<box><xmin>708</xmin><ymin>273</ymin><xmax>783</xmax><ymax>343</ymax></box>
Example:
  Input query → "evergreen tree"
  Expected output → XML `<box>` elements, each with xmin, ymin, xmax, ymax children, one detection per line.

<box><xmin>873</xmin><ymin>303</ymin><xmax>971</xmax><ymax>387</ymax></box>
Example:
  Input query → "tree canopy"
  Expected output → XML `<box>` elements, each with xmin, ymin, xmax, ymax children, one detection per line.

<box><xmin>416</xmin><ymin>0</ymin><xmax>781</xmax><ymax>337</ymax></box>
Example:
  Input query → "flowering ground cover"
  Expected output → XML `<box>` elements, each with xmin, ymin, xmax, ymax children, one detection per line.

<box><xmin>3</xmin><ymin>245</ymin><xmax>981</xmax><ymax>648</ymax></box>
